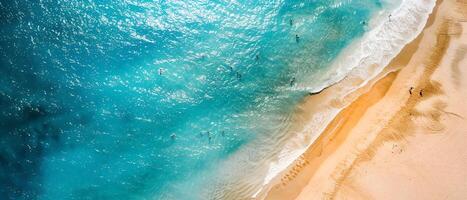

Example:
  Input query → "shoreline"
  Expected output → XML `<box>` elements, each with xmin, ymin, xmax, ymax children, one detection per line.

<box><xmin>252</xmin><ymin>1</ymin><xmax>438</xmax><ymax>198</ymax></box>
<box><xmin>252</xmin><ymin>0</ymin><xmax>437</xmax><ymax>198</ymax></box>
<box><xmin>263</xmin><ymin>0</ymin><xmax>467</xmax><ymax>199</ymax></box>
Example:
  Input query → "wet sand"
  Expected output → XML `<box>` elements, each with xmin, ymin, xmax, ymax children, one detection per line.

<box><xmin>264</xmin><ymin>0</ymin><xmax>467</xmax><ymax>199</ymax></box>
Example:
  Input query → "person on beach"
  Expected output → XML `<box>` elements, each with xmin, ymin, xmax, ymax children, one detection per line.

<box><xmin>389</xmin><ymin>14</ymin><xmax>392</xmax><ymax>22</ymax></box>
<box><xmin>409</xmin><ymin>87</ymin><xmax>414</xmax><ymax>95</ymax></box>
<box><xmin>419</xmin><ymin>89</ymin><xmax>424</xmax><ymax>97</ymax></box>
<box><xmin>295</xmin><ymin>34</ymin><xmax>300</xmax><ymax>43</ymax></box>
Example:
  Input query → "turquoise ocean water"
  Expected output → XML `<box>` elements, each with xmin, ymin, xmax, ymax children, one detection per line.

<box><xmin>1</xmin><ymin>0</ymin><xmax>387</xmax><ymax>199</ymax></box>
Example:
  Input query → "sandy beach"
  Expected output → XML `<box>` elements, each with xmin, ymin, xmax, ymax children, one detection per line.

<box><xmin>264</xmin><ymin>0</ymin><xmax>467</xmax><ymax>199</ymax></box>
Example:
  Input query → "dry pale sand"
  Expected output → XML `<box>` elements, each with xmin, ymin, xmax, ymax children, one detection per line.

<box><xmin>264</xmin><ymin>0</ymin><xmax>467</xmax><ymax>199</ymax></box>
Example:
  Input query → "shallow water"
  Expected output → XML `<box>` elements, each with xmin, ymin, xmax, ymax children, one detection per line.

<box><xmin>0</xmin><ymin>0</ymin><xmax>386</xmax><ymax>199</ymax></box>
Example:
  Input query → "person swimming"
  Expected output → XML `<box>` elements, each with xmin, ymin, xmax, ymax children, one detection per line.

<box><xmin>170</xmin><ymin>133</ymin><xmax>176</xmax><ymax>140</ymax></box>
<box><xmin>295</xmin><ymin>34</ymin><xmax>300</xmax><ymax>43</ymax></box>
<box><xmin>207</xmin><ymin>131</ymin><xmax>212</xmax><ymax>143</ymax></box>
<box><xmin>158</xmin><ymin>68</ymin><xmax>163</xmax><ymax>75</ymax></box>
<box><xmin>290</xmin><ymin>77</ymin><xmax>296</xmax><ymax>86</ymax></box>
<box><xmin>236</xmin><ymin>72</ymin><xmax>242</xmax><ymax>80</ymax></box>
<box><xmin>289</xmin><ymin>19</ymin><xmax>293</xmax><ymax>26</ymax></box>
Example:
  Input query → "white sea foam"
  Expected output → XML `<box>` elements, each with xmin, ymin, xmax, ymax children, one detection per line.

<box><xmin>306</xmin><ymin>0</ymin><xmax>436</xmax><ymax>94</ymax></box>
<box><xmin>254</xmin><ymin>0</ymin><xmax>437</xmax><ymax>198</ymax></box>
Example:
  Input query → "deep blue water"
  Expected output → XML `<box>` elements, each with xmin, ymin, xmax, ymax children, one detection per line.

<box><xmin>1</xmin><ymin>0</ymin><xmax>384</xmax><ymax>199</ymax></box>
